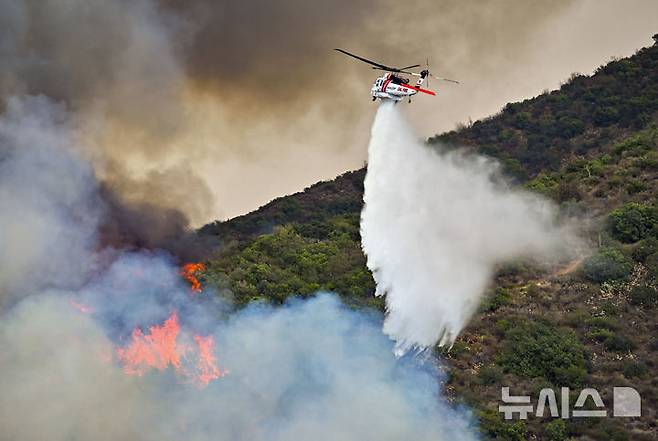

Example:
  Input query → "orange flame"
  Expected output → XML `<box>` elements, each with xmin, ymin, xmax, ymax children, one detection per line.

<box><xmin>194</xmin><ymin>335</ymin><xmax>227</xmax><ymax>386</ymax></box>
<box><xmin>116</xmin><ymin>312</ymin><xmax>184</xmax><ymax>376</ymax></box>
<box><xmin>116</xmin><ymin>311</ymin><xmax>226</xmax><ymax>387</ymax></box>
<box><xmin>180</xmin><ymin>262</ymin><xmax>206</xmax><ymax>293</ymax></box>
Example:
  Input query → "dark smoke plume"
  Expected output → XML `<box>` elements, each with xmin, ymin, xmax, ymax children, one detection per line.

<box><xmin>98</xmin><ymin>184</ymin><xmax>214</xmax><ymax>262</ymax></box>
<box><xmin>2</xmin><ymin>0</ymin><xmax>653</xmax><ymax>224</ymax></box>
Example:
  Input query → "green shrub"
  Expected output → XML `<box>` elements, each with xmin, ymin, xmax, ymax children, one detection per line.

<box><xmin>584</xmin><ymin>159</ymin><xmax>607</xmax><ymax>177</ymax></box>
<box><xmin>526</xmin><ymin>174</ymin><xmax>559</xmax><ymax>197</ymax></box>
<box><xmin>623</xmin><ymin>361</ymin><xmax>648</xmax><ymax>378</ymax></box>
<box><xmin>478</xmin><ymin>409</ymin><xmax>527</xmax><ymax>441</ymax></box>
<box><xmin>481</xmin><ymin>287</ymin><xmax>512</xmax><ymax>312</ymax></box>
<box><xmin>494</xmin><ymin>318</ymin><xmax>514</xmax><ymax>336</ymax></box>
<box><xmin>513</xmin><ymin>111</ymin><xmax>533</xmax><ymax>130</ymax></box>
<box><xmin>645</xmin><ymin>252</ymin><xmax>658</xmax><ymax>279</ymax></box>
<box><xmin>638</xmin><ymin>150</ymin><xmax>658</xmax><ymax>170</ymax></box>
<box><xmin>501</xmin><ymin>158</ymin><xmax>528</xmax><ymax>181</ymax></box>
<box><xmin>584</xmin><ymin>316</ymin><xmax>621</xmax><ymax>344</ymax></box>
<box><xmin>603</xmin><ymin>334</ymin><xmax>636</xmax><ymax>352</ymax></box>
<box><xmin>556</xmin><ymin>180</ymin><xmax>582</xmax><ymax>202</ymax></box>
<box><xmin>496</xmin><ymin>261</ymin><xmax>531</xmax><ymax>278</ymax></box>
<box><xmin>626</xmin><ymin>180</ymin><xmax>647</xmax><ymax>194</ymax></box>
<box><xmin>607</xmin><ymin>175</ymin><xmax>623</xmax><ymax>189</ymax></box>
<box><xmin>587</xmin><ymin>328</ymin><xmax>615</xmax><ymax>343</ymax></box>
<box><xmin>608</xmin><ymin>202</ymin><xmax>658</xmax><ymax>243</ymax></box>
<box><xmin>593</xmin><ymin>106</ymin><xmax>619</xmax><ymax>127</ymax></box>
<box><xmin>629</xmin><ymin>285</ymin><xmax>658</xmax><ymax>308</ymax></box>
<box><xmin>439</xmin><ymin>340</ymin><xmax>469</xmax><ymax>358</ymax></box>
<box><xmin>497</xmin><ymin>320</ymin><xmax>587</xmax><ymax>387</ymax></box>
<box><xmin>612</xmin><ymin>132</ymin><xmax>653</xmax><ymax>156</ymax></box>
<box><xmin>600</xmin><ymin>301</ymin><xmax>619</xmax><ymax>316</ymax></box>
<box><xmin>582</xmin><ymin>248</ymin><xmax>633</xmax><ymax>283</ymax></box>
<box><xmin>556</xmin><ymin>117</ymin><xmax>585</xmax><ymax>138</ymax></box>
<box><xmin>632</xmin><ymin>237</ymin><xmax>658</xmax><ymax>262</ymax></box>
<box><xmin>584</xmin><ymin>316</ymin><xmax>618</xmax><ymax>330</ymax></box>
<box><xmin>545</xmin><ymin>419</ymin><xmax>568</xmax><ymax>441</ymax></box>
<box><xmin>597</xmin><ymin>153</ymin><xmax>612</xmax><ymax>164</ymax></box>
<box><xmin>478</xmin><ymin>364</ymin><xmax>504</xmax><ymax>386</ymax></box>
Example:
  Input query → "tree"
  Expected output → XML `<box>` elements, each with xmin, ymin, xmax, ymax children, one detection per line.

<box><xmin>629</xmin><ymin>285</ymin><xmax>658</xmax><ymax>308</ymax></box>
<box><xmin>609</xmin><ymin>203</ymin><xmax>658</xmax><ymax>243</ymax></box>
<box><xmin>545</xmin><ymin>419</ymin><xmax>568</xmax><ymax>441</ymax></box>
<box><xmin>498</xmin><ymin>320</ymin><xmax>587</xmax><ymax>387</ymax></box>
<box><xmin>583</xmin><ymin>248</ymin><xmax>633</xmax><ymax>282</ymax></box>
<box><xmin>478</xmin><ymin>409</ymin><xmax>527</xmax><ymax>441</ymax></box>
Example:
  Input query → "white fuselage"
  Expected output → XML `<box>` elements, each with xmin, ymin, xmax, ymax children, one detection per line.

<box><xmin>370</xmin><ymin>73</ymin><xmax>417</xmax><ymax>101</ymax></box>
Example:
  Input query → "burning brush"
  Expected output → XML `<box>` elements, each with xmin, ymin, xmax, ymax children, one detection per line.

<box><xmin>180</xmin><ymin>262</ymin><xmax>206</xmax><ymax>293</ymax></box>
<box><xmin>112</xmin><ymin>262</ymin><xmax>225</xmax><ymax>387</ymax></box>
<box><xmin>116</xmin><ymin>311</ymin><xmax>227</xmax><ymax>387</ymax></box>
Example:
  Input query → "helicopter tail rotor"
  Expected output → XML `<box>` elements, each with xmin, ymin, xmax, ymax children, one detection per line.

<box><xmin>415</xmin><ymin>69</ymin><xmax>430</xmax><ymax>88</ymax></box>
<box><xmin>410</xmin><ymin>58</ymin><xmax>461</xmax><ymax>85</ymax></box>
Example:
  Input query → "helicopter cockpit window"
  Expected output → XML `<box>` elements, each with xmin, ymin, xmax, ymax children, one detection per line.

<box><xmin>390</xmin><ymin>75</ymin><xmax>409</xmax><ymax>85</ymax></box>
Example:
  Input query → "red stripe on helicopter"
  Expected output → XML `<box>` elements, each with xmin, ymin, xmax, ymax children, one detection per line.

<box><xmin>382</xmin><ymin>76</ymin><xmax>392</xmax><ymax>93</ymax></box>
<box><xmin>399</xmin><ymin>83</ymin><xmax>436</xmax><ymax>96</ymax></box>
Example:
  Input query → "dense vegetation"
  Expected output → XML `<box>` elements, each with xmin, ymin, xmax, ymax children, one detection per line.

<box><xmin>198</xmin><ymin>39</ymin><xmax>658</xmax><ymax>440</ymax></box>
<box><xmin>203</xmin><ymin>216</ymin><xmax>379</xmax><ymax>309</ymax></box>
<box><xmin>430</xmin><ymin>41</ymin><xmax>658</xmax><ymax>180</ymax></box>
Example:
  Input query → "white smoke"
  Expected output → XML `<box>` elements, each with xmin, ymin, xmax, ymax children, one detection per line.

<box><xmin>0</xmin><ymin>96</ymin><xmax>101</xmax><ymax>307</ymax></box>
<box><xmin>0</xmin><ymin>291</ymin><xmax>478</xmax><ymax>441</ymax></box>
<box><xmin>0</xmin><ymin>97</ymin><xmax>478</xmax><ymax>441</ymax></box>
<box><xmin>361</xmin><ymin>102</ymin><xmax>575</xmax><ymax>353</ymax></box>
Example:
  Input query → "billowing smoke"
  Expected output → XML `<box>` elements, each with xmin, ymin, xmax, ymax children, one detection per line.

<box><xmin>0</xmin><ymin>98</ymin><xmax>478</xmax><ymax>440</ymax></box>
<box><xmin>0</xmin><ymin>291</ymin><xmax>477</xmax><ymax>441</ymax></box>
<box><xmin>7</xmin><ymin>0</ymin><xmax>652</xmax><ymax>221</ymax></box>
<box><xmin>0</xmin><ymin>0</ymin><xmax>216</xmax><ymax>233</ymax></box>
<box><xmin>98</xmin><ymin>183</ymin><xmax>213</xmax><ymax>262</ymax></box>
<box><xmin>0</xmin><ymin>96</ymin><xmax>101</xmax><ymax>307</ymax></box>
<box><xmin>361</xmin><ymin>103</ymin><xmax>576</xmax><ymax>353</ymax></box>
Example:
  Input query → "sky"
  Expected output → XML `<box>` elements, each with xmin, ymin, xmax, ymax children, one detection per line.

<box><xmin>1</xmin><ymin>0</ymin><xmax>656</xmax><ymax>225</ymax></box>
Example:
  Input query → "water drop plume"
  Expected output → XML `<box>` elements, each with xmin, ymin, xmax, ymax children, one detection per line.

<box><xmin>361</xmin><ymin>102</ymin><xmax>575</xmax><ymax>354</ymax></box>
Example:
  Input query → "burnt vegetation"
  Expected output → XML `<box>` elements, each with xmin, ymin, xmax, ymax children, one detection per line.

<box><xmin>199</xmin><ymin>39</ymin><xmax>658</xmax><ymax>440</ymax></box>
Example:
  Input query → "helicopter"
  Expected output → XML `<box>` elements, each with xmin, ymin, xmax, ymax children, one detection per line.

<box><xmin>335</xmin><ymin>48</ymin><xmax>459</xmax><ymax>103</ymax></box>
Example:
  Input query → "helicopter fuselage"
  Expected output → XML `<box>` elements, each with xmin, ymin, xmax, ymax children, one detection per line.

<box><xmin>370</xmin><ymin>73</ymin><xmax>435</xmax><ymax>101</ymax></box>
<box><xmin>371</xmin><ymin>73</ymin><xmax>416</xmax><ymax>101</ymax></box>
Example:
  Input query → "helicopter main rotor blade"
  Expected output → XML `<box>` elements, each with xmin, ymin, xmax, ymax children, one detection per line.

<box><xmin>398</xmin><ymin>64</ymin><xmax>421</xmax><ymax>70</ymax></box>
<box><xmin>335</xmin><ymin>48</ymin><xmax>417</xmax><ymax>73</ymax></box>
<box><xmin>335</xmin><ymin>48</ymin><xmax>456</xmax><ymax>81</ymax></box>
<box><xmin>334</xmin><ymin>49</ymin><xmax>394</xmax><ymax>71</ymax></box>
<box><xmin>371</xmin><ymin>67</ymin><xmax>415</xmax><ymax>74</ymax></box>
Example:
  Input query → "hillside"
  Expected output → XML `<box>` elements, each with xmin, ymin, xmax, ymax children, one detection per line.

<box><xmin>197</xmin><ymin>39</ymin><xmax>658</xmax><ymax>440</ymax></box>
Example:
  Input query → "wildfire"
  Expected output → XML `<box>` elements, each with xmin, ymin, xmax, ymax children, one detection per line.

<box><xmin>194</xmin><ymin>335</ymin><xmax>227</xmax><ymax>386</ymax></box>
<box><xmin>116</xmin><ymin>311</ymin><xmax>226</xmax><ymax>387</ymax></box>
<box><xmin>180</xmin><ymin>262</ymin><xmax>206</xmax><ymax>293</ymax></box>
<box><xmin>117</xmin><ymin>312</ymin><xmax>183</xmax><ymax>375</ymax></box>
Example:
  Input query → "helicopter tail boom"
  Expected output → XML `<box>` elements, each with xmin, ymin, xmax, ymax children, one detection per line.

<box><xmin>399</xmin><ymin>82</ymin><xmax>436</xmax><ymax>96</ymax></box>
